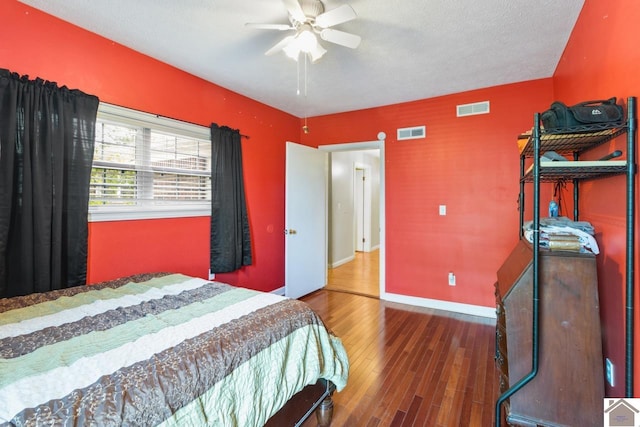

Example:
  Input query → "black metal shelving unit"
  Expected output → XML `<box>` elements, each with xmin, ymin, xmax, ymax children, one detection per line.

<box><xmin>496</xmin><ymin>96</ymin><xmax>637</xmax><ymax>426</ymax></box>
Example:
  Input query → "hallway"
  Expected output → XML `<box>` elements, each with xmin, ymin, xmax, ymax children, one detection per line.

<box><xmin>325</xmin><ymin>250</ymin><xmax>379</xmax><ymax>298</ymax></box>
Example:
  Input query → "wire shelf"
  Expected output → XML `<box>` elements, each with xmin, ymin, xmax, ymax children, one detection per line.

<box><xmin>521</xmin><ymin>160</ymin><xmax>627</xmax><ymax>182</ymax></box>
<box><xmin>518</xmin><ymin>122</ymin><xmax>627</xmax><ymax>156</ymax></box>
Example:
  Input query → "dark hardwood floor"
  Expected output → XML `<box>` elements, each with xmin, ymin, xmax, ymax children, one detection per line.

<box><xmin>300</xmin><ymin>252</ymin><xmax>500</xmax><ymax>426</ymax></box>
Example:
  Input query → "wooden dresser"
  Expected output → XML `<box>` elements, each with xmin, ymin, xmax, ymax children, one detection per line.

<box><xmin>495</xmin><ymin>240</ymin><xmax>604</xmax><ymax>426</ymax></box>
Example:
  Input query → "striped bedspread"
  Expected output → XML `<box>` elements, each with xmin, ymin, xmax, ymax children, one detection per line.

<box><xmin>0</xmin><ymin>274</ymin><xmax>349</xmax><ymax>426</ymax></box>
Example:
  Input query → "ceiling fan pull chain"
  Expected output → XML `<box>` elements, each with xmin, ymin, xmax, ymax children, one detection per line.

<box><xmin>304</xmin><ymin>53</ymin><xmax>308</xmax><ymax>97</ymax></box>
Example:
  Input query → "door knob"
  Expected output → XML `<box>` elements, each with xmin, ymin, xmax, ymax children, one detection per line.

<box><xmin>285</xmin><ymin>229</ymin><xmax>297</xmax><ymax>235</ymax></box>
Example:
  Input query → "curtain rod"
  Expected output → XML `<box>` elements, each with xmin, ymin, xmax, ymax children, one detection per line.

<box><xmin>211</xmin><ymin>121</ymin><xmax>250</xmax><ymax>139</ymax></box>
<box><xmin>100</xmin><ymin>101</ymin><xmax>250</xmax><ymax>139</ymax></box>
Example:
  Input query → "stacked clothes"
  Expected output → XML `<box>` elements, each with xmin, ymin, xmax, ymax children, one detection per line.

<box><xmin>522</xmin><ymin>216</ymin><xmax>599</xmax><ymax>254</ymax></box>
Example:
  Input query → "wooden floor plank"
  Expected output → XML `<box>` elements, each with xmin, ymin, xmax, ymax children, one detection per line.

<box><xmin>325</xmin><ymin>250</ymin><xmax>380</xmax><ymax>297</ymax></box>
<box><xmin>401</xmin><ymin>395</ymin><xmax>423</xmax><ymax>427</ymax></box>
<box><xmin>300</xmin><ymin>252</ymin><xmax>499</xmax><ymax>426</ymax></box>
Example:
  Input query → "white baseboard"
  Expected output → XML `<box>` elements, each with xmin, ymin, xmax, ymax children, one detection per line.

<box><xmin>381</xmin><ymin>292</ymin><xmax>497</xmax><ymax>319</ymax></box>
<box><xmin>272</xmin><ymin>286</ymin><xmax>285</xmax><ymax>296</ymax></box>
<box><xmin>330</xmin><ymin>254</ymin><xmax>355</xmax><ymax>269</ymax></box>
<box><xmin>273</xmin><ymin>286</ymin><xmax>495</xmax><ymax>319</ymax></box>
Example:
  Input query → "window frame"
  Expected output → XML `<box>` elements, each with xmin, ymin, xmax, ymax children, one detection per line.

<box><xmin>89</xmin><ymin>103</ymin><xmax>212</xmax><ymax>222</ymax></box>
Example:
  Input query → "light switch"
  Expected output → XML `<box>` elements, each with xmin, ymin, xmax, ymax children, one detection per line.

<box><xmin>439</xmin><ymin>205</ymin><xmax>446</xmax><ymax>216</ymax></box>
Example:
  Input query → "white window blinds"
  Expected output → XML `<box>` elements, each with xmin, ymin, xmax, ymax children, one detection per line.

<box><xmin>89</xmin><ymin>103</ymin><xmax>211</xmax><ymax>221</ymax></box>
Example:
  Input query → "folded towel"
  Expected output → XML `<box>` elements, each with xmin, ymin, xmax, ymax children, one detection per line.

<box><xmin>523</xmin><ymin>217</ymin><xmax>599</xmax><ymax>254</ymax></box>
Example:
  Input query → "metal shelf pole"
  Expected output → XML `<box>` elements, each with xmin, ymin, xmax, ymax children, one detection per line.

<box><xmin>495</xmin><ymin>114</ymin><xmax>541</xmax><ymax>427</ymax></box>
<box><xmin>519</xmin><ymin>155</ymin><xmax>525</xmax><ymax>238</ymax></box>
<box><xmin>625</xmin><ymin>96</ymin><xmax>637</xmax><ymax>397</ymax></box>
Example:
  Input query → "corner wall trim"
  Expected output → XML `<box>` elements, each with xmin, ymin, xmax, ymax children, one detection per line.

<box><xmin>381</xmin><ymin>292</ymin><xmax>497</xmax><ymax>319</ymax></box>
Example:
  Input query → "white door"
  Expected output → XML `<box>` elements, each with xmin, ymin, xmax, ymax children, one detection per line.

<box><xmin>285</xmin><ymin>142</ymin><xmax>327</xmax><ymax>299</ymax></box>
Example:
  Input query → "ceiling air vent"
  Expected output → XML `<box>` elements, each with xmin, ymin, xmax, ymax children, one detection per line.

<box><xmin>457</xmin><ymin>101</ymin><xmax>490</xmax><ymax>117</ymax></box>
<box><xmin>397</xmin><ymin>126</ymin><xmax>425</xmax><ymax>140</ymax></box>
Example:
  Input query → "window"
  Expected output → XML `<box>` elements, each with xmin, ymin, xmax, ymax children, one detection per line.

<box><xmin>89</xmin><ymin>103</ymin><xmax>211</xmax><ymax>221</ymax></box>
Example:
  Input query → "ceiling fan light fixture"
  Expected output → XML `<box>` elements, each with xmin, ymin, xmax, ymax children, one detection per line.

<box><xmin>283</xmin><ymin>26</ymin><xmax>327</xmax><ymax>62</ymax></box>
<box><xmin>308</xmin><ymin>40</ymin><xmax>327</xmax><ymax>62</ymax></box>
<box><xmin>283</xmin><ymin>43</ymin><xmax>301</xmax><ymax>60</ymax></box>
<box><xmin>297</xmin><ymin>27</ymin><xmax>317</xmax><ymax>52</ymax></box>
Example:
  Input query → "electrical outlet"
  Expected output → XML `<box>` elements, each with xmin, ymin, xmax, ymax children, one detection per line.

<box><xmin>439</xmin><ymin>205</ymin><xmax>447</xmax><ymax>216</ymax></box>
<box><xmin>606</xmin><ymin>358</ymin><xmax>614</xmax><ymax>387</ymax></box>
<box><xmin>448</xmin><ymin>272</ymin><xmax>456</xmax><ymax>286</ymax></box>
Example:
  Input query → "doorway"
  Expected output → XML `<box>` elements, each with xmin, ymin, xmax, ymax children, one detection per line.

<box><xmin>319</xmin><ymin>138</ymin><xmax>385</xmax><ymax>298</ymax></box>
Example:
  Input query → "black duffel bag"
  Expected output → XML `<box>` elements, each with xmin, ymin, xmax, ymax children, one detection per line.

<box><xmin>541</xmin><ymin>97</ymin><xmax>624</xmax><ymax>130</ymax></box>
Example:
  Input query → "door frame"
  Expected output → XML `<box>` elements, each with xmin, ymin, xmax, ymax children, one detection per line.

<box><xmin>319</xmin><ymin>136</ymin><xmax>386</xmax><ymax>296</ymax></box>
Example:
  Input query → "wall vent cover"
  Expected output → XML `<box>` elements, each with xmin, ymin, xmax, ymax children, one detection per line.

<box><xmin>457</xmin><ymin>101</ymin><xmax>490</xmax><ymax>117</ymax></box>
<box><xmin>397</xmin><ymin>125</ymin><xmax>426</xmax><ymax>140</ymax></box>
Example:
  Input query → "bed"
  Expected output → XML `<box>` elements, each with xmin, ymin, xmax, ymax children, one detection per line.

<box><xmin>0</xmin><ymin>273</ymin><xmax>349</xmax><ymax>426</ymax></box>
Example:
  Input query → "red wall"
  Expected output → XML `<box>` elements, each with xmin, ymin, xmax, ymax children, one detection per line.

<box><xmin>1</xmin><ymin>0</ymin><xmax>299</xmax><ymax>292</ymax></box>
<box><xmin>553</xmin><ymin>0</ymin><xmax>640</xmax><ymax>397</ymax></box>
<box><xmin>300</xmin><ymin>80</ymin><xmax>554</xmax><ymax>307</ymax></box>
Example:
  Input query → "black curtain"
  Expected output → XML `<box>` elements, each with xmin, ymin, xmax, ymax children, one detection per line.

<box><xmin>0</xmin><ymin>69</ymin><xmax>99</xmax><ymax>298</ymax></box>
<box><xmin>210</xmin><ymin>124</ymin><xmax>252</xmax><ymax>273</ymax></box>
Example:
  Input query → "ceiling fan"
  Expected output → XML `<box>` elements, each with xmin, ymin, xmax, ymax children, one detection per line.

<box><xmin>246</xmin><ymin>0</ymin><xmax>361</xmax><ymax>62</ymax></box>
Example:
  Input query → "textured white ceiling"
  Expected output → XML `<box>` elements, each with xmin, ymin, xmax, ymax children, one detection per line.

<box><xmin>19</xmin><ymin>0</ymin><xmax>584</xmax><ymax>117</ymax></box>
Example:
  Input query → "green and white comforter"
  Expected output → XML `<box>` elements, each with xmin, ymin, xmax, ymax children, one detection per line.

<box><xmin>0</xmin><ymin>274</ymin><xmax>349</xmax><ymax>426</ymax></box>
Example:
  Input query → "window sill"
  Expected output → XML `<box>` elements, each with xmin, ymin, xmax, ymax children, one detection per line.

<box><xmin>88</xmin><ymin>206</ymin><xmax>211</xmax><ymax>222</ymax></box>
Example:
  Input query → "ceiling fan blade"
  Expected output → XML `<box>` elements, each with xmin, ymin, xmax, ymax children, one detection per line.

<box><xmin>265</xmin><ymin>35</ymin><xmax>296</xmax><ymax>56</ymax></box>
<box><xmin>315</xmin><ymin>4</ymin><xmax>357</xmax><ymax>28</ymax></box>
<box><xmin>282</xmin><ymin>0</ymin><xmax>306</xmax><ymax>23</ymax></box>
<box><xmin>245</xmin><ymin>23</ymin><xmax>293</xmax><ymax>31</ymax></box>
<box><xmin>320</xmin><ymin>28</ymin><xmax>361</xmax><ymax>49</ymax></box>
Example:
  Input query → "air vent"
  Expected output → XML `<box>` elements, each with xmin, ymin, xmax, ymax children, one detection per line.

<box><xmin>457</xmin><ymin>101</ymin><xmax>490</xmax><ymax>117</ymax></box>
<box><xmin>397</xmin><ymin>126</ymin><xmax>425</xmax><ymax>140</ymax></box>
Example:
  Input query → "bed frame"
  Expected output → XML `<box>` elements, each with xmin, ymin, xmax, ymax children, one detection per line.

<box><xmin>266</xmin><ymin>379</ymin><xmax>336</xmax><ymax>427</ymax></box>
